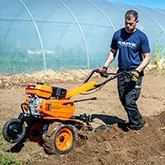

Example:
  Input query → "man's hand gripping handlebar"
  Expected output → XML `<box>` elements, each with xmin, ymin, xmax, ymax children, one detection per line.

<box><xmin>83</xmin><ymin>68</ymin><xmax>139</xmax><ymax>88</ymax></box>
<box><xmin>97</xmin><ymin>66</ymin><xmax>109</xmax><ymax>78</ymax></box>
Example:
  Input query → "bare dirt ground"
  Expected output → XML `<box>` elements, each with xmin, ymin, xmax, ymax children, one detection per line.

<box><xmin>0</xmin><ymin>69</ymin><xmax>165</xmax><ymax>165</ymax></box>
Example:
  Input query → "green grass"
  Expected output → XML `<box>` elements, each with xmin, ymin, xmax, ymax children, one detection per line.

<box><xmin>0</xmin><ymin>153</ymin><xmax>21</xmax><ymax>165</ymax></box>
<box><xmin>149</xmin><ymin>36</ymin><xmax>165</xmax><ymax>72</ymax></box>
<box><xmin>0</xmin><ymin>133</ymin><xmax>22</xmax><ymax>165</ymax></box>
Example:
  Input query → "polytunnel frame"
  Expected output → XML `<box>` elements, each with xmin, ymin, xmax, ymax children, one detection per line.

<box><xmin>19</xmin><ymin>0</ymin><xmax>47</xmax><ymax>72</ymax></box>
<box><xmin>87</xmin><ymin>0</ymin><xmax>116</xmax><ymax>31</ymax></box>
<box><xmin>86</xmin><ymin>0</ymin><xmax>117</xmax><ymax>56</ymax></box>
<box><xmin>2</xmin><ymin>9</ymin><xmax>24</xmax><ymax>51</ymax></box>
<box><xmin>135</xmin><ymin>6</ymin><xmax>165</xmax><ymax>36</ymax></box>
<box><xmin>2</xmin><ymin>0</ymin><xmax>118</xmax><ymax>70</ymax></box>
<box><xmin>19</xmin><ymin>0</ymin><xmax>145</xmax><ymax>70</ymax></box>
<box><xmin>57</xmin><ymin>0</ymin><xmax>90</xmax><ymax>69</ymax></box>
<box><xmin>2</xmin><ymin>0</ymin><xmax>164</xmax><ymax>72</ymax></box>
<box><xmin>56</xmin><ymin>0</ymin><xmax>117</xmax><ymax>67</ymax></box>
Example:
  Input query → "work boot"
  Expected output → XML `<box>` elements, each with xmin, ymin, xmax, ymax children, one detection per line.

<box><xmin>118</xmin><ymin>120</ymin><xmax>146</xmax><ymax>131</ymax></box>
<box><xmin>128</xmin><ymin>120</ymin><xmax>146</xmax><ymax>130</ymax></box>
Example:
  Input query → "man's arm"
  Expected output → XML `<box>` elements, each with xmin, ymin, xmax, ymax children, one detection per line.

<box><xmin>103</xmin><ymin>49</ymin><xmax>117</xmax><ymax>68</ymax></box>
<box><xmin>136</xmin><ymin>52</ymin><xmax>151</xmax><ymax>72</ymax></box>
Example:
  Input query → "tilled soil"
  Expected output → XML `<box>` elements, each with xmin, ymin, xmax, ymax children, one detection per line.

<box><xmin>0</xmin><ymin>70</ymin><xmax>165</xmax><ymax>165</ymax></box>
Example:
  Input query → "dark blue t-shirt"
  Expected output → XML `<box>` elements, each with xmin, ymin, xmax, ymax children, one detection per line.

<box><xmin>111</xmin><ymin>28</ymin><xmax>150</xmax><ymax>69</ymax></box>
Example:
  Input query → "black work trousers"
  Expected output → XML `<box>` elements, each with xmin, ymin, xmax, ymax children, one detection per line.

<box><xmin>117</xmin><ymin>72</ymin><xmax>143</xmax><ymax>129</ymax></box>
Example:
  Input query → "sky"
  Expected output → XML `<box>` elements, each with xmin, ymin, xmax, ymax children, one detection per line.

<box><xmin>115</xmin><ymin>0</ymin><xmax>165</xmax><ymax>9</ymax></box>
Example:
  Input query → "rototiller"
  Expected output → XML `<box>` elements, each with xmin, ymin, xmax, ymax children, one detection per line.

<box><xmin>2</xmin><ymin>69</ymin><xmax>133</xmax><ymax>155</ymax></box>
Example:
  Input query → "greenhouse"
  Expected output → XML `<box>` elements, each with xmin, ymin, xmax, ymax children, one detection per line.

<box><xmin>0</xmin><ymin>0</ymin><xmax>165</xmax><ymax>74</ymax></box>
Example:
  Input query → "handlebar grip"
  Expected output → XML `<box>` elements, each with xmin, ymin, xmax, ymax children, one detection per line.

<box><xmin>83</xmin><ymin>69</ymin><xmax>112</xmax><ymax>84</ymax></box>
<box><xmin>100</xmin><ymin>72</ymin><xmax>108</xmax><ymax>78</ymax></box>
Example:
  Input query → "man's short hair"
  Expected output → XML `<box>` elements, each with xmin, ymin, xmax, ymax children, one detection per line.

<box><xmin>125</xmin><ymin>10</ymin><xmax>138</xmax><ymax>20</ymax></box>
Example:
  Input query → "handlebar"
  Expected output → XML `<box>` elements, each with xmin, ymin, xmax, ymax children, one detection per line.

<box><xmin>83</xmin><ymin>69</ymin><xmax>109</xmax><ymax>83</ymax></box>
<box><xmin>83</xmin><ymin>69</ymin><xmax>133</xmax><ymax>88</ymax></box>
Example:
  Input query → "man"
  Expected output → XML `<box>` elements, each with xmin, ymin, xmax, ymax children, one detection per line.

<box><xmin>101</xmin><ymin>10</ymin><xmax>151</xmax><ymax>130</ymax></box>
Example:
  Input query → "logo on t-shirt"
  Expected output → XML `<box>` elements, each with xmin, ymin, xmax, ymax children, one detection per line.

<box><xmin>118</xmin><ymin>41</ymin><xmax>136</xmax><ymax>48</ymax></box>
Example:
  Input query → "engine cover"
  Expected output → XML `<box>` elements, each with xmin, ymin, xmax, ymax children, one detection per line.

<box><xmin>25</xmin><ymin>84</ymin><xmax>67</xmax><ymax>99</ymax></box>
<box><xmin>26</xmin><ymin>84</ymin><xmax>52</xmax><ymax>99</ymax></box>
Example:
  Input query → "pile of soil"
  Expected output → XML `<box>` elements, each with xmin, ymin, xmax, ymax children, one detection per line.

<box><xmin>0</xmin><ymin>70</ymin><xmax>165</xmax><ymax>165</ymax></box>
